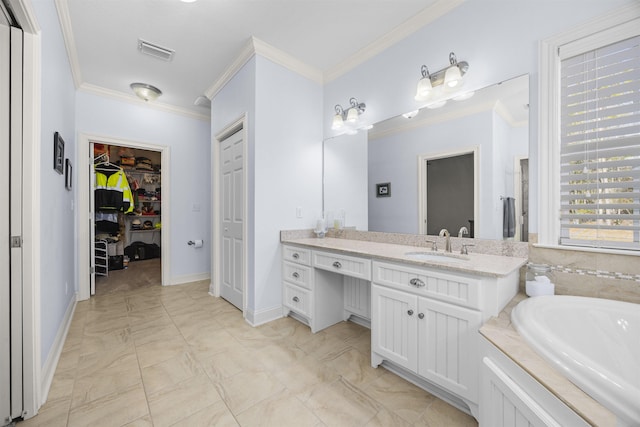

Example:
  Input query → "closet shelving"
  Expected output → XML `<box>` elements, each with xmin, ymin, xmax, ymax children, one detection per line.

<box><xmin>123</xmin><ymin>168</ymin><xmax>161</xmax><ymax>245</ymax></box>
<box><xmin>94</xmin><ymin>240</ymin><xmax>109</xmax><ymax>277</ymax></box>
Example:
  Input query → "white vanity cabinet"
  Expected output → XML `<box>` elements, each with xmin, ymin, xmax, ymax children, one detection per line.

<box><xmin>282</xmin><ymin>245</ymin><xmax>345</xmax><ymax>333</ymax></box>
<box><xmin>371</xmin><ymin>260</ymin><xmax>482</xmax><ymax>405</ymax></box>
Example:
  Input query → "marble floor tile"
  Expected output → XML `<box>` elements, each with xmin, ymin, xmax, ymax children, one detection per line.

<box><xmin>67</xmin><ymin>383</ymin><xmax>148</xmax><ymax>427</ymax></box>
<box><xmin>18</xmin><ymin>276</ymin><xmax>477</xmax><ymax>427</ymax></box>
<box><xmin>236</xmin><ymin>389</ymin><xmax>323</xmax><ymax>427</ymax></box>
<box><xmin>364</xmin><ymin>371</ymin><xmax>436</xmax><ymax>424</ymax></box>
<box><xmin>147</xmin><ymin>375</ymin><xmax>222</xmax><ymax>427</ymax></box>
<box><xmin>215</xmin><ymin>370</ymin><xmax>286</xmax><ymax>415</ymax></box>
<box><xmin>305</xmin><ymin>377</ymin><xmax>381</xmax><ymax>426</ymax></box>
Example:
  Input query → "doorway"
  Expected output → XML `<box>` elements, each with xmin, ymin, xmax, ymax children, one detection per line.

<box><xmin>77</xmin><ymin>134</ymin><xmax>171</xmax><ymax>301</ymax></box>
<box><xmin>92</xmin><ymin>143</ymin><xmax>163</xmax><ymax>295</ymax></box>
<box><xmin>418</xmin><ymin>148</ymin><xmax>479</xmax><ymax>236</ymax></box>
<box><xmin>212</xmin><ymin>116</ymin><xmax>247</xmax><ymax>315</ymax></box>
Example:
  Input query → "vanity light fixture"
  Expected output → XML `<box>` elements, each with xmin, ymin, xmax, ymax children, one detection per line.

<box><xmin>331</xmin><ymin>97</ymin><xmax>366</xmax><ymax>130</ymax></box>
<box><xmin>130</xmin><ymin>83</ymin><xmax>162</xmax><ymax>102</ymax></box>
<box><xmin>415</xmin><ymin>52</ymin><xmax>469</xmax><ymax>102</ymax></box>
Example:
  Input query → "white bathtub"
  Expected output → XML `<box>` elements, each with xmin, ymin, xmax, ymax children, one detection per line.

<box><xmin>511</xmin><ymin>295</ymin><xmax>640</xmax><ymax>426</ymax></box>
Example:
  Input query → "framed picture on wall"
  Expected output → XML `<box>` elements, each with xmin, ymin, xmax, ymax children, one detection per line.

<box><xmin>65</xmin><ymin>159</ymin><xmax>73</xmax><ymax>190</ymax></box>
<box><xmin>376</xmin><ymin>182</ymin><xmax>391</xmax><ymax>198</ymax></box>
<box><xmin>53</xmin><ymin>132</ymin><xmax>65</xmax><ymax>174</ymax></box>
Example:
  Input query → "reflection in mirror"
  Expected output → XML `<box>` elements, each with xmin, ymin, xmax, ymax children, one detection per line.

<box><xmin>323</xmin><ymin>74</ymin><xmax>530</xmax><ymax>241</ymax></box>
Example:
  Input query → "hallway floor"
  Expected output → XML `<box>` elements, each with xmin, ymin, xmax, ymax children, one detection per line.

<box><xmin>19</xmin><ymin>280</ymin><xmax>478</xmax><ymax>427</ymax></box>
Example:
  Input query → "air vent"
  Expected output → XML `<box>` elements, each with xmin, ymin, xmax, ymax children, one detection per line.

<box><xmin>138</xmin><ymin>39</ymin><xmax>175</xmax><ymax>62</ymax></box>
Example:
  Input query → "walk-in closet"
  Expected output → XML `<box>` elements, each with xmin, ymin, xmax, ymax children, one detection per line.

<box><xmin>93</xmin><ymin>143</ymin><xmax>162</xmax><ymax>295</ymax></box>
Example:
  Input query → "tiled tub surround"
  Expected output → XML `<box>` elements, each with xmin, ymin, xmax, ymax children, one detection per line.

<box><xmin>480</xmin><ymin>294</ymin><xmax>616</xmax><ymax>426</ymax></box>
<box><xmin>528</xmin><ymin>234</ymin><xmax>640</xmax><ymax>304</ymax></box>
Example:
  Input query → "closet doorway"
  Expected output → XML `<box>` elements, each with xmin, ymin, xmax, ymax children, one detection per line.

<box><xmin>78</xmin><ymin>134</ymin><xmax>171</xmax><ymax>301</ymax></box>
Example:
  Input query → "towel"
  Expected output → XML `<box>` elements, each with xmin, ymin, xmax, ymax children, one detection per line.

<box><xmin>503</xmin><ymin>197</ymin><xmax>515</xmax><ymax>238</ymax></box>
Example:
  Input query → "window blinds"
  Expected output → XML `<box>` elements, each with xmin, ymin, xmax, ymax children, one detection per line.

<box><xmin>560</xmin><ymin>35</ymin><xmax>640</xmax><ymax>250</ymax></box>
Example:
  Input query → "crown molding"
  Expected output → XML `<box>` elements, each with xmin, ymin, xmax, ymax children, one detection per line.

<box><xmin>7</xmin><ymin>0</ymin><xmax>40</xmax><ymax>33</ymax></box>
<box><xmin>79</xmin><ymin>83</ymin><xmax>210</xmax><ymax>122</ymax></box>
<box><xmin>323</xmin><ymin>0</ymin><xmax>466</xmax><ymax>83</ymax></box>
<box><xmin>205</xmin><ymin>36</ymin><xmax>323</xmax><ymax>100</ymax></box>
<box><xmin>54</xmin><ymin>0</ymin><xmax>82</xmax><ymax>89</ymax></box>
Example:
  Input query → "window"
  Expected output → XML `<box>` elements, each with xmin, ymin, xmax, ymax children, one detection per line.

<box><xmin>559</xmin><ymin>35</ymin><xmax>640</xmax><ymax>250</ymax></box>
<box><xmin>538</xmin><ymin>9</ymin><xmax>640</xmax><ymax>252</ymax></box>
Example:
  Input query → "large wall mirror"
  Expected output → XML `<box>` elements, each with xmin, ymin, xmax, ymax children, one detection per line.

<box><xmin>324</xmin><ymin>74</ymin><xmax>530</xmax><ymax>241</ymax></box>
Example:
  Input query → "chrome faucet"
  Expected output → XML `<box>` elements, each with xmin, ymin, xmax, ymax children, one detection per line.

<box><xmin>458</xmin><ymin>226</ymin><xmax>469</xmax><ymax>238</ymax></box>
<box><xmin>439</xmin><ymin>228</ymin><xmax>451</xmax><ymax>252</ymax></box>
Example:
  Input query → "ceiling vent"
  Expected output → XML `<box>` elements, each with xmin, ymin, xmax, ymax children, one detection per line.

<box><xmin>138</xmin><ymin>39</ymin><xmax>175</xmax><ymax>62</ymax></box>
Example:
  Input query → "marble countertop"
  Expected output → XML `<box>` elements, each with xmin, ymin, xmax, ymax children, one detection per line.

<box><xmin>282</xmin><ymin>237</ymin><xmax>527</xmax><ymax>278</ymax></box>
<box><xmin>480</xmin><ymin>294</ymin><xmax>616</xmax><ymax>426</ymax></box>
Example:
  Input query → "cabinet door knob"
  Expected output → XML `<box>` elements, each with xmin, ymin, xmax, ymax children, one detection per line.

<box><xmin>409</xmin><ymin>278</ymin><xmax>425</xmax><ymax>288</ymax></box>
<box><xmin>407</xmin><ymin>309</ymin><xmax>414</xmax><ymax>316</ymax></box>
<box><xmin>292</xmin><ymin>272</ymin><xmax>300</xmax><ymax>279</ymax></box>
<box><xmin>418</xmin><ymin>313</ymin><xmax>425</xmax><ymax>319</ymax></box>
<box><xmin>332</xmin><ymin>261</ymin><xmax>342</xmax><ymax>269</ymax></box>
<box><xmin>292</xmin><ymin>253</ymin><xmax>300</xmax><ymax>259</ymax></box>
<box><xmin>292</xmin><ymin>296</ymin><xmax>299</xmax><ymax>302</ymax></box>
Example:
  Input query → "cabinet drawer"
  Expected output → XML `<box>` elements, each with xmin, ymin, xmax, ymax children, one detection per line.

<box><xmin>373</xmin><ymin>261</ymin><xmax>480</xmax><ymax>309</ymax></box>
<box><xmin>283</xmin><ymin>261</ymin><xmax>312</xmax><ymax>290</ymax></box>
<box><xmin>283</xmin><ymin>283</ymin><xmax>311</xmax><ymax>318</ymax></box>
<box><xmin>282</xmin><ymin>245</ymin><xmax>311</xmax><ymax>266</ymax></box>
<box><xmin>313</xmin><ymin>250</ymin><xmax>371</xmax><ymax>281</ymax></box>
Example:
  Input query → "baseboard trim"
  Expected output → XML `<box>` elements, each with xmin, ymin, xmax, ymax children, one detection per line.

<box><xmin>40</xmin><ymin>294</ymin><xmax>76</xmax><ymax>404</ymax></box>
<box><xmin>170</xmin><ymin>272</ymin><xmax>211</xmax><ymax>286</ymax></box>
<box><xmin>245</xmin><ymin>305</ymin><xmax>283</xmax><ymax>327</ymax></box>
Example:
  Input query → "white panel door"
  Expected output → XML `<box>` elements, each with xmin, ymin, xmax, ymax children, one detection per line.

<box><xmin>220</xmin><ymin>130</ymin><xmax>244</xmax><ymax>309</ymax></box>
<box><xmin>371</xmin><ymin>284</ymin><xmax>418</xmax><ymax>371</ymax></box>
<box><xmin>417</xmin><ymin>297</ymin><xmax>481</xmax><ymax>402</ymax></box>
<box><xmin>0</xmin><ymin>7</ymin><xmax>12</xmax><ymax>423</ymax></box>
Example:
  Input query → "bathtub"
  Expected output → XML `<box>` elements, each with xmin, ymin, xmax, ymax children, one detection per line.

<box><xmin>511</xmin><ymin>295</ymin><xmax>640</xmax><ymax>426</ymax></box>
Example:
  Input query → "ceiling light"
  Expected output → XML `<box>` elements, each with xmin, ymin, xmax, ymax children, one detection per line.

<box><xmin>130</xmin><ymin>83</ymin><xmax>162</xmax><ymax>102</ymax></box>
<box><xmin>415</xmin><ymin>51</ymin><xmax>468</xmax><ymax>100</ymax></box>
<box><xmin>331</xmin><ymin>98</ymin><xmax>366</xmax><ymax>132</ymax></box>
<box><xmin>402</xmin><ymin>110</ymin><xmax>420</xmax><ymax>119</ymax></box>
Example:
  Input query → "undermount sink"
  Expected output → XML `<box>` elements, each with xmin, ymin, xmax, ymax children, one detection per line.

<box><xmin>404</xmin><ymin>251</ymin><xmax>467</xmax><ymax>262</ymax></box>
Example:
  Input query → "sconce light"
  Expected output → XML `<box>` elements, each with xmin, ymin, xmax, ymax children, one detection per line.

<box><xmin>130</xmin><ymin>83</ymin><xmax>162</xmax><ymax>101</ymax></box>
<box><xmin>331</xmin><ymin>97</ymin><xmax>366</xmax><ymax>130</ymax></box>
<box><xmin>414</xmin><ymin>52</ymin><xmax>469</xmax><ymax>102</ymax></box>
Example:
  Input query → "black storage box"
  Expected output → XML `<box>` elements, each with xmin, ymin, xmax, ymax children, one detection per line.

<box><xmin>109</xmin><ymin>255</ymin><xmax>124</xmax><ymax>270</ymax></box>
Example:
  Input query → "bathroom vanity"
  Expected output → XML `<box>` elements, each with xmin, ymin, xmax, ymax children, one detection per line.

<box><xmin>281</xmin><ymin>237</ymin><xmax>526</xmax><ymax>418</ymax></box>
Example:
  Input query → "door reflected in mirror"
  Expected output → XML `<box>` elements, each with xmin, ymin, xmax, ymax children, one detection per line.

<box><xmin>323</xmin><ymin>74</ymin><xmax>529</xmax><ymax>242</ymax></box>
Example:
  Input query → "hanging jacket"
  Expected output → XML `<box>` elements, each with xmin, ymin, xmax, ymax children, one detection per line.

<box><xmin>95</xmin><ymin>164</ymin><xmax>134</xmax><ymax>213</ymax></box>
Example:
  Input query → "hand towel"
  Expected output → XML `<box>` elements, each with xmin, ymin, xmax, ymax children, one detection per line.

<box><xmin>503</xmin><ymin>197</ymin><xmax>516</xmax><ymax>238</ymax></box>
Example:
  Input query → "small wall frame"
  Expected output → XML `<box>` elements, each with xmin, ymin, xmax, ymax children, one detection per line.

<box><xmin>376</xmin><ymin>182</ymin><xmax>391</xmax><ymax>198</ymax></box>
<box><xmin>53</xmin><ymin>132</ymin><xmax>65</xmax><ymax>174</ymax></box>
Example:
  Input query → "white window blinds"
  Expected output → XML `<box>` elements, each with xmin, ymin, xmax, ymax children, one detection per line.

<box><xmin>560</xmin><ymin>35</ymin><xmax>640</xmax><ymax>251</ymax></box>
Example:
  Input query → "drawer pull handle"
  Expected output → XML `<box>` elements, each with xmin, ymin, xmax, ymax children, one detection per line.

<box><xmin>292</xmin><ymin>296</ymin><xmax>300</xmax><ymax>302</ymax></box>
<box><xmin>292</xmin><ymin>272</ymin><xmax>300</xmax><ymax>279</ymax></box>
<box><xmin>332</xmin><ymin>261</ymin><xmax>342</xmax><ymax>269</ymax></box>
<box><xmin>407</xmin><ymin>309</ymin><xmax>414</xmax><ymax>316</ymax></box>
<box><xmin>418</xmin><ymin>313</ymin><xmax>425</xmax><ymax>319</ymax></box>
<box><xmin>409</xmin><ymin>278</ymin><xmax>425</xmax><ymax>287</ymax></box>
<box><xmin>292</xmin><ymin>253</ymin><xmax>300</xmax><ymax>259</ymax></box>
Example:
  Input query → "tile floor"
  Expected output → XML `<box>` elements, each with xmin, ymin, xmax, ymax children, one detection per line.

<box><xmin>18</xmin><ymin>278</ymin><xmax>478</xmax><ymax>427</ymax></box>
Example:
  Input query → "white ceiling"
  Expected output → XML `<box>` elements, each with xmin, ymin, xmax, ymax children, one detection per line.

<box><xmin>59</xmin><ymin>0</ymin><xmax>460</xmax><ymax>119</ymax></box>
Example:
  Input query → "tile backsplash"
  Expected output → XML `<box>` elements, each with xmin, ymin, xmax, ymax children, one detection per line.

<box><xmin>528</xmin><ymin>233</ymin><xmax>640</xmax><ymax>304</ymax></box>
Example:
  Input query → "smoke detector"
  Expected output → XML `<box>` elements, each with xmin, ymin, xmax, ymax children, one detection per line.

<box><xmin>138</xmin><ymin>39</ymin><xmax>174</xmax><ymax>62</ymax></box>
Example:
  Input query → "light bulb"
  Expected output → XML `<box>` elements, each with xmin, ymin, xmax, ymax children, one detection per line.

<box><xmin>331</xmin><ymin>114</ymin><xmax>344</xmax><ymax>130</ymax></box>
<box><xmin>346</xmin><ymin>107</ymin><xmax>359</xmax><ymax>123</ymax></box>
<box><xmin>415</xmin><ymin>77</ymin><xmax>433</xmax><ymax>101</ymax></box>
<box><xmin>444</xmin><ymin>65</ymin><xmax>463</xmax><ymax>89</ymax></box>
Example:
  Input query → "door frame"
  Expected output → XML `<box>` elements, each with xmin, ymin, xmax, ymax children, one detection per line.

<box><xmin>417</xmin><ymin>146</ymin><xmax>479</xmax><ymax>236</ymax></box>
<box><xmin>77</xmin><ymin>133</ymin><xmax>171</xmax><ymax>301</ymax></box>
<box><xmin>210</xmin><ymin>114</ymin><xmax>248</xmax><ymax>317</ymax></box>
<box><xmin>514</xmin><ymin>155</ymin><xmax>528</xmax><ymax>242</ymax></box>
